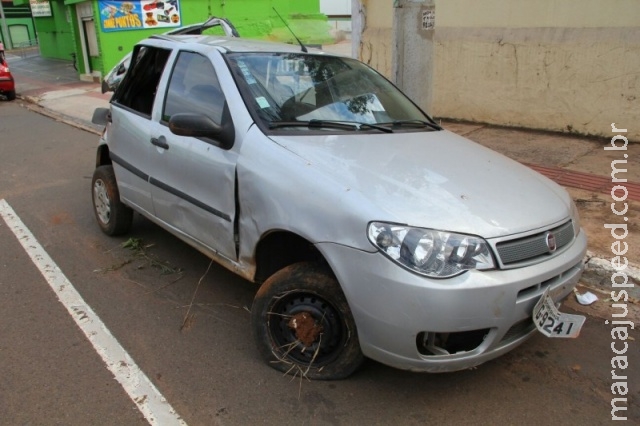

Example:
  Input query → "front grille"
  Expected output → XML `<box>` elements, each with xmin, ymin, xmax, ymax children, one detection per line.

<box><xmin>496</xmin><ymin>221</ymin><xmax>574</xmax><ymax>265</ymax></box>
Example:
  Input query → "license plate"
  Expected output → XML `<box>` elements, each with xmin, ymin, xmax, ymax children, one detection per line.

<box><xmin>532</xmin><ymin>288</ymin><xmax>585</xmax><ymax>338</ymax></box>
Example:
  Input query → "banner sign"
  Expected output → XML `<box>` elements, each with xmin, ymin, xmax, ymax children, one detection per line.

<box><xmin>99</xmin><ymin>0</ymin><xmax>181</xmax><ymax>32</ymax></box>
<box><xmin>30</xmin><ymin>0</ymin><xmax>52</xmax><ymax>17</ymax></box>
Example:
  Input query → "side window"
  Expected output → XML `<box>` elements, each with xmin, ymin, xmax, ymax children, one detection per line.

<box><xmin>163</xmin><ymin>51</ymin><xmax>225</xmax><ymax>124</ymax></box>
<box><xmin>114</xmin><ymin>46</ymin><xmax>171</xmax><ymax>116</ymax></box>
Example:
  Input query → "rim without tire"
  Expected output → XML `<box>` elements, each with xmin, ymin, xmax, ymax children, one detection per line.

<box><xmin>252</xmin><ymin>262</ymin><xmax>364</xmax><ymax>380</ymax></box>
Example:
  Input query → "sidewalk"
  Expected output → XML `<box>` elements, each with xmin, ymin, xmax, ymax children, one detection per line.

<box><xmin>5</xmin><ymin>53</ymin><xmax>111</xmax><ymax>134</ymax></box>
<box><xmin>4</xmin><ymin>49</ymin><xmax>639</xmax><ymax>305</ymax></box>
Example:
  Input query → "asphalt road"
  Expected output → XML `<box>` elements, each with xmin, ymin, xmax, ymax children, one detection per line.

<box><xmin>0</xmin><ymin>101</ymin><xmax>637</xmax><ymax>425</ymax></box>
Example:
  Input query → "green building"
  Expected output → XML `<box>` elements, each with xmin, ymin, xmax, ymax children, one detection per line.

<box><xmin>12</xmin><ymin>0</ymin><xmax>332</xmax><ymax>81</ymax></box>
<box><xmin>0</xmin><ymin>0</ymin><xmax>37</xmax><ymax>48</ymax></box>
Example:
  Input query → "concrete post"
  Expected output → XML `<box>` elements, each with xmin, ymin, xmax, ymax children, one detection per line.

<box><xmin>392</xmin><ymin>0</ymin><xmax>435</xmax><ymax>114</ymax></box>
<box><xmin>351</xmin><ymin>0</ymin><xmax>364</xmax><ymax>60</ymax></box>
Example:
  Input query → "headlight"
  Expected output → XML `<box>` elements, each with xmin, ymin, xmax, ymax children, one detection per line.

<box><xmin>367</xmin><ymin>222</ymin><xmax>495</xmax><ymax>278</ymax></box>
<box><xmin>570</xmin><ymin>200</ymin><xmax>581</xmax><ymax>237</ymax></box>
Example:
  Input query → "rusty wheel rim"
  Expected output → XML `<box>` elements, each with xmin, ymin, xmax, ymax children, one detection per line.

<box><xmin>267</xmin><ymin>291</ymin><xmax>346</xmax><ymax>366</ymax></box>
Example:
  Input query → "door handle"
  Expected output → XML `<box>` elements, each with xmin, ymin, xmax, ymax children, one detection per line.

<box><xmin>150</xmin><ymin>136</ymin><xmax>169</xmax><ymax>150</ymax></box>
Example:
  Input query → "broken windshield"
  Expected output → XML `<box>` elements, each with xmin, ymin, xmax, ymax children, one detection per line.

<box><xmin>226</xmin><ymin>53</ymin><xmax>439</xmax><ymax>131</ymax></box>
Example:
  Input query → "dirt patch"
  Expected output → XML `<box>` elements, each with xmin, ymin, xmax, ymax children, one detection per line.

<box><xmin>50</xmin><ymin>211</ymin><xmax>74</xmax><ymax>225</ymax></box>
<box><xmin>568</xmin><ymin>188</ymin><xmax>639</xmax><ymax>261</ymax></box>
<box><xmin>288</xmin><ymin>312</ymin><xmax>322</xmax><ymax>346</ymax></box>
<box><xmin>564</xmin><ymin>284</ymin><xmax>640</xmax><ymax>324</ymax></box>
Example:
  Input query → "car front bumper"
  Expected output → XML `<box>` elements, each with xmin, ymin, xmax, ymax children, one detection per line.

<box><xmin>318</xmin><ymin>230</ymin><xmax>587</xmax><ymax>373</ymax></box>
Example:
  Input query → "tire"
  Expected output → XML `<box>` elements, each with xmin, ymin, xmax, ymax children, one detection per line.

<box><xmin>91</xmin><ymin>165</ymin><xmax>133</xmax><ymax>236</ymax></box>
<box><xmin>251</xmin><ymin>262</ymin><xmax>364</xmax><ymax>380</ymax></box>
<box><xmin>5</xmin><ymin>90</ymin><xmax>16</xmax><ymax>101</ymax></box>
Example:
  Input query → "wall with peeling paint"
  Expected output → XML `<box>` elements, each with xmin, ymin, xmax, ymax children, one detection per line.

<box><xmin>356</xmin><ymin>0</ymin><xmax>640</xmax><ymax>140</ymax></box>
<box><xmin>356</xmin><ymin>0</ymin><xmax>393</xmax><ymax>78</ymax></box>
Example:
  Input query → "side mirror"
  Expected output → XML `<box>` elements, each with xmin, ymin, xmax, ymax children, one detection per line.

<box><xmin>102</xmin><ymin>74</ymin><xmax>124</xmax><ymax>94</ymax></box>
<box><xmin>168</xmin><ymin>113</ymin><xmax>234</xmax><ymax>149</ymax></box>
<box><xmin>92</xmin><ymin>107</ymin><xmax>111</xmax><ymax>125</ymax></box>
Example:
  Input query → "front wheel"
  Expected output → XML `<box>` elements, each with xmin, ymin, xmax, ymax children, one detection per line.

<box><xmin>91</xmin><ymin>165</ymin><xmax>133</xmax><ymax>236</ymax></box>
<box><xmin>251</xmin><ymin>262</ymin><xmax>364</xmax><ymax>380</ymax></box>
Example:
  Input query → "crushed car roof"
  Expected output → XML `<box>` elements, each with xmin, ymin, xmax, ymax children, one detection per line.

<box><xmin>151</xmin><ymin>34</ymin><xmax>329</xmax><ymax>55</ymax></box>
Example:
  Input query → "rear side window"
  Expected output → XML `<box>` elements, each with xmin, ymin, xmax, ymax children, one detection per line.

<box><xmin>162</xmin><ymin>51</ymin><xmax>225</xmax><ymax>124</ymax></box>
<box><xmin>113</xmin><ymin>46</ymin><xmax>171</xmax><ymax>116</ymax></box>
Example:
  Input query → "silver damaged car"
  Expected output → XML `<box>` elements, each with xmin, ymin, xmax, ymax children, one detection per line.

<box><xmin>91</xmin><ymin>34</ymin><xmax>587</xmax><ymax>379</ymax></box>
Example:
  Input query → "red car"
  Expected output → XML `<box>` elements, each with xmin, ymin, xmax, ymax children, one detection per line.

<box><xmin>0</xmin><ymin>43</ymin><xmax>16</xmax><ymax>101</ymax></box>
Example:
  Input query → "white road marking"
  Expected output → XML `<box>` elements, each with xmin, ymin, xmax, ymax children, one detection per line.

<box><xmin>0</xmin><ymin>199</ymin><xmax>187</xmax><ymax>426</ymax></box>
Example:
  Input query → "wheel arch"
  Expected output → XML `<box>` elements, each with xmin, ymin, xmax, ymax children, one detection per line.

<box><xmin>95</xmin><ymin>143</ymin><xmax>111</xmax><ymax>168</ymax></box>
<box><xmin>253</xmin><ymin>230</ymin><xmax>330</xmax><ymax>284</ymax></box>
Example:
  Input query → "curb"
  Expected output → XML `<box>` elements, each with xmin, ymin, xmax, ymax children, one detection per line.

<box><xmin>582</xmin><ymin>251</ymin><xmax>640</xmax><ymax>300</ymax></box>
<box><xmin>18</xmin><ymin>94</ymin><xmax>102</xmax><ymax>136</ymax></box>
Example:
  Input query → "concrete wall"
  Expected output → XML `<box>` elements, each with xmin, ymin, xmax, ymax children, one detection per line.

<box><xmin>356</xmin><ymin>0</ymin><xmax>393</xmax><ymax>75</ymax></box>
<box><xmin>356</xmin><ymin>0</ymin><xmax>640</xmax><ymax>140</ymax></box>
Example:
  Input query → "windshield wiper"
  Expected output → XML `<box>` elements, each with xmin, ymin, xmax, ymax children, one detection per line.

<box><xmin>381</xmin><ymin>119</ymin><xmax>442</xmax><ymax>131</ymax></box>
<box><xmin>269</xmin><ymin>119</ymin><xmax>393</xmax><ymax>133</ymax></box>
<box><xmin>357</xmin><ymin>122</ymin><xmax>394</xmax><ymax>133</ymax></box>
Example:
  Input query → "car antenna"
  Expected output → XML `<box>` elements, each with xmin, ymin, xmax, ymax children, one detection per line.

<box><xmin>273</xmin><ymin>8</ymin><xmax>308</xmax><ymax>53</ymax></box>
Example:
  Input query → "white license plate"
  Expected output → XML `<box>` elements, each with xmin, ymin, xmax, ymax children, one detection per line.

<box><xmin>532</xmin><ymin>288</ymin><xmax>585</xmax><ymax>338</ymax></box>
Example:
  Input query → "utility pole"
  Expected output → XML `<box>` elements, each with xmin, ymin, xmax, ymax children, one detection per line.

<box><xmin>351</xmin><ymin>0</ymin><xmax>364</xmax><ymax>60</ymax></box>
<box><xmin>0</xmin><ymin>0</ymin><xmax>12</xmax><ymax>50</ymax></box>
<box><xmin>393</xmin><ymin>0</ymin><xmax>435</xmax><ymax>114</ymax></box>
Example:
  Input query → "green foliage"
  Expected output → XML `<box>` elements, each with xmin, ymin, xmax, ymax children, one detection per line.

<box><xmin>122</xmin><ymin>238</ymin><xmax>183</xmax><ymax>275</ymax></box>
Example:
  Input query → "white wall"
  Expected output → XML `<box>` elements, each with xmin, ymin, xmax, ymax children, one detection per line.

<box><xmin>321</xmin><ymin>0</ymin><xmax>352</xmax><ymax>34</ymax></box>
<box><xmin>320</xmin><ymin>0</ymin><xmax>351</xmax><ymax>15</ymax></box>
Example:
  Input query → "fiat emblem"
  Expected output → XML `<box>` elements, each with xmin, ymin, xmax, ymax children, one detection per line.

<box><xmin>545</xmin><ymin>232</ymin><xmax>557</xmax><ymax>252</ymax></box>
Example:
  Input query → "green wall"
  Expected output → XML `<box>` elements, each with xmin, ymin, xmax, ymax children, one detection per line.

<box><xmin>0</xmin><ymin>1</ymin><xmax>36</xmax><ymax>48</ymax></box>
<box><xmin>32</xmin><ymin>0</ymin><xmax>75</xmax><ymax>60</ymax></box>
<box><xmin>4</xmin><ymin>18</ymin><xmax>36</xmax><ymax>46</ymax></box>
<box><xmin>17</xmin><ymin>0</ymin><xmax>331</xmax><ymax>77</ymax></box>
<box><xmin>97</xmin><ymin>0</ymin><xmax>331</xmax><ymax>75</ymax></box>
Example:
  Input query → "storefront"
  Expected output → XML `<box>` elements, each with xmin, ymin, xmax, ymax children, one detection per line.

<box><xmin>0</xmin><ymin>0</ymin><xmax>37</xmax><ymax>49</ymax></box>
<box><xmin>14</xmin><ymin>0</ymin><xmax>332</xmax><ymax>81</ymax></box>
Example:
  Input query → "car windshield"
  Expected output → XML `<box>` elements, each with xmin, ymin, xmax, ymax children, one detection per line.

<box><xmin>226</xmin><ymin>53</ymin><xmax>438</xmax><ymax>131</ymax></box>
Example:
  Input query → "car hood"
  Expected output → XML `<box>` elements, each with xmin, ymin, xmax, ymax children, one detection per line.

<box><xmin>268</xmin><ymin>129</ymin><xmax>570</xmax><ymax>239</ymax></box>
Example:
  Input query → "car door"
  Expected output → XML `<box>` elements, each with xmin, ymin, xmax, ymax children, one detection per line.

<box><xmin>108</xmin><ymin>45</ymin><xmax>171</xmax><ymax>216</ymax></box>
<box><xmin>148</xmin><ymin>50</ymin><xmax>238</xmax><ymax>261</ymax></box>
